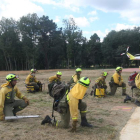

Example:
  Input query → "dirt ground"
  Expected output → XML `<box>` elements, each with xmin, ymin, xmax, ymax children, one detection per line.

<box><xmin>0</xmin><ymin>68</ymin><xmax>139</xmax><ymax>140</ymax></box>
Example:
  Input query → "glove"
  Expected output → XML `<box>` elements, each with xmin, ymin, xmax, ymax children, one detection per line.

<box><xmin>70</xmin><ymin>120</ymin><xmax>78</xmax><ymax>132</ymax></box>
<box><xmin>22</xmin><ymin>96</ymin><xmax>29</xmax><ymax>105</ymax></box>
<box><xmin>0</xmin><ymin>114</ymin><xmax>5</xmax><ymax>121</ymax></box>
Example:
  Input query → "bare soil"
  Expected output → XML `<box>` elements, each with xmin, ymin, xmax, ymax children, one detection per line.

<box><xmin>0</xmin><ymin>69</ymin><xmax>138</xmax><ymax>140</ymax></box>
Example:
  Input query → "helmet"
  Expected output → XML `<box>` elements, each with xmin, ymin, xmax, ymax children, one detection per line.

<box><xmin>56</xmin><ymin>71</ymin><xmax>62</xmax><ymax>76</ymax></box>
<box><xmin>6</xmin><ymin>74</ymin><xmax>19</xmax><ymax>82</ymax></box>
<box><xmin>116</xmin><ymin>67</ymin><xmax>123</xmax><ymax>72</ymax></box>
<box><xmin>76</xmin><ymin>68</ymin><xmax>82</xmax><ymax>72</ymax></box>
<box><xmin>31</xmin><ymin>69</ymin><xmax>37</xmax><ymax>73</ymax></box>
<box><xmin>102</xmin><ymin>72</ymin><xmax>108</xmax><ymax>77</ymax></box>
<box><xmin>78</xmin><ymin>77</ymin><xmax>90</xmax><ymax>87</ymax></box>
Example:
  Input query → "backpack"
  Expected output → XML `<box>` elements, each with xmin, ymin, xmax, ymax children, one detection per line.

<box><xmin>48</xmin><ymin>82</ymin><xmax>69</xmax><ymax>121</ymax></box>
<box><xmin>128</xmin><ymin>72</ymin><xmax>138</xmax><ymax>86</ymax></box>
<box><xmin>135</xmin><ymin>73</ymin><xmax>140</xmax><ymax>89</ymax></box>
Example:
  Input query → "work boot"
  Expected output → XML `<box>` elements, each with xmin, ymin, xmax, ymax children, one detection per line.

<box><xmin>81</xmin><ymin>116</ymin><xmax>93</xmax><ymax>127</ymax></box>
<box><xmin>134</xmin><ymin>100</ymin><xmax>140</xmax><ymax>106</ymax></box>
<box><xmin>122</xmin><ymin>93</ymin><xmax>127</xmax><ymax>96</ymax></box>
<box><xmin>41</xmin><ymin>115</ymin><xmax>52</xmax><ymax>125</ymax></box>
<box><xmin>70</xmin><ymin>120</ymin><xmax>78</xmax><ymax>132</ymax></box>
<box><xmin>124</xmin><ymin>95</ymin><xmax>131</xmax><ymax>103</ymax></box>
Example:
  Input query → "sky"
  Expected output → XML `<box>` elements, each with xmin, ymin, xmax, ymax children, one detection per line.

<box><xmin>0</xmin><ymin>0</ymin><xmax>140</xmax><ymax>41</ymax></box>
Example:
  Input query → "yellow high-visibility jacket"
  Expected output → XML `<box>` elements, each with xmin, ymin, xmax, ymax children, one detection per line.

<box><xmin>49</xmin><ymin>75</ymin><xmax>61</xmax><ymax>83</ymax></box>
<box><xmin>70</xmin><ymin>83</ymin><xmax>87</xmax><ymax>99</ymax></box>
<box><xmin>0</xmin><ymin>85</ymin><xmax>25</xmax><ymax>116</ymax></box>
<box><xmin>95</xmin><ymin>77</ymin><xmax>106</xmax><ymax>87</ymax></box>
<box><xmin>25</xmin><ymin>74</ymin><xmax>38</xmax><ymax>85</ymax></box>
<box><xmin>112</xmin><ymin>72</ymin><xmax>123</xmax><ymax>85</ymax></box>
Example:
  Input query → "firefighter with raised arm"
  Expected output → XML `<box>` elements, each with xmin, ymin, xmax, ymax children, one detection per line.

<box><xmin>90</xmin><ymin>72</ymin><xmax>108</xmax><ymax>96</ymax></box>
<box><xmin>25</xmin><ymin>69</ymin><xmax>42</xmax><ymax>92</ymax></box>
<box><xmin>68</xmin><ymin>68</ymin><xmax>82</xmax><ymax>88</ymax></box>
<box><xmin>0</xmin><ymin>74</ymin><xmax>29</xmax><ymax>121</ymax></box>
<box><xmin>109</xmin><ymin>67</ymin><xmax>126</xmax><ymax>96</ymax></box>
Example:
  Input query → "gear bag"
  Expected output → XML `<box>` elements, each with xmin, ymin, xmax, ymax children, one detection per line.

<box><xmin>48</xmin><ymin>82</ymin><xmax>69</xmax><ymax>122</ymax></box>
<box><xmin>128</xmin><ymin>72</ymin><xmax>138</xmax><ymax>86</ymax></box>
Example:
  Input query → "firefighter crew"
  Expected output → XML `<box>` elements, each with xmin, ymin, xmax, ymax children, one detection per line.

<box><xmin>109</xmin><ymin>67</ymin><xmax>126</xmax><ymax>96</ymax></box>
<box><xmin>90</xmin><ymin>72</ymin><xmax>108</xmax><ymax>96</ymax></box>
<box><xmin>41</xmin><ymin>77</ymin><xmax>92</xmax><ymax>132</ymax></box>
<box><xmin>25</xmin><ymin>69</ymin><xmax>42</xmax><ymax>91</ymax></box>
<box><xmin>68</xmin><ymin>68</ymin><xmax>82</xmax><ymax>88</ymax></box>
<box><xmin>0</xmin><ymin>74</ymin><xmax>29</xmax><ymax>121</ymax></box>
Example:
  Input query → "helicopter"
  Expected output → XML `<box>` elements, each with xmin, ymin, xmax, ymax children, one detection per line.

<box><xmin>121</xmin><ymin>47</ymin><xmax>140</xmax><ymax>60</ymax></box>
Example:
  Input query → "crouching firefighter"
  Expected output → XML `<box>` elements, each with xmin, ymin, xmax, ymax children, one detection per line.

<box><xmin>124</xmin><ymin>72</ymin><xmax>140</xmax><ymax>106</ymax></box>
<box><xmin>41</xmin><ymin>77</ymin><xmax>93</xmax><ymax>132</ymax></box>
<box><xmin>90</xmin><ymin>72</ymin><xmax>108</xmax><ymax>97</ymax></box>
<box><xmin>25</xmin><ymin>69</ymin><xmax>42</xmax><ymax>92</ymax></box>
<box><xmin>0</xmin><ymin>74</ymin><xmax>29</xmax><ymax>121</ymax></box>
<box><xmin>109</xmin><ymin>67</ymin><xmax>126</xmax><ymax>96</ymax></box>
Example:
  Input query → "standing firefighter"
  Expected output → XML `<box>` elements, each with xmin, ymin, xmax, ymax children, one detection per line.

<box><xmin>124</xmin><ymin>68</ymin><xmax>140</xmax><ymax>106</ymax></box>
<box><xmin>25</xmin><ymin>69</ymin><xmax>42</xmax><ymax>92</ymax></box>
<box><xmin>41</xmin><ymin>77</ymin><xmax>92</xmax><ymax>132</ymax></box>
<box><xmin>109</xmin><ymin>67</ymin><xmax>126</xmax><ymax>96</ymax></box>
<box><xmin>68</xmin><ymin>68</ymin><xmax>82</xmax><ymax>88</ymax></box>
<box><xmin>90</xmin><ymin>72</ymin><xmax>108</xmax><ymax>97</ymax></box>
<box><xmin>0</xmin><ymin>74</ymin><xmax>29</xmax><ymax>121</ymax></box>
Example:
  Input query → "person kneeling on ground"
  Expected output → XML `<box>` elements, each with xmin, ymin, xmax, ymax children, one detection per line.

<box><xmin>0</xmin><ymin>74</ymin><xmax>29</xmax><ymax>121</ymax></box>
<box><xmin>25</xmin><ymin>69</ymin><xmax>42</xmax><ymax>92</ymax></box>
<box><xmin>41</xmin><ymin>77</ymin><xmax>93</xmax><ymax>132</ymax></box>
<box><xmin>90</xmin><ymin>72</ymin><xmax>108</xmax><ymax>96</ymax></box>
<box><xmin>109</xmin><ymin>67</ymin><xmax>127</xmax><ymax>96</ymax></box>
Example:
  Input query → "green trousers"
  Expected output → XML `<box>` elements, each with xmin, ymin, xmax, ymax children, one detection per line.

<box><xmin>4</xmin><ymin>100</ymin><xmax>27</xmax><ymax>116</ymax></box>
<box><xmin>56</xmin><ymin>99</ymin><xmax>87</xmax><ymax>128</ymax></box>
<box><xmin>109</xmin><ymin>82</ymin><xmax>126</xmax><ymax>95</ymax></box>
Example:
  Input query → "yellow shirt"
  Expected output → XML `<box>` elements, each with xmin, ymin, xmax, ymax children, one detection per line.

<box><xmin>0</xmin><ymin>85</ymin><xmax>25</xmax><ymax>115</ymax></box>
<box><xmin>49</xmin><ymin>75</ymin><xmax>61</xmax><ymax>83</ymax></box>
<box><xmin>25</xmin><ymin>74</ymin><xmax>38</xmax><ymax>84</ymax></box>
<box><xmin>70</xmin><ymin>83</ymin><xmax>87</xmax><ymax>99</ymax></box>
<box><xmin>112</xmin><ymin>72</ymin><xmax>123</xmax><ymax>85</ymax></box>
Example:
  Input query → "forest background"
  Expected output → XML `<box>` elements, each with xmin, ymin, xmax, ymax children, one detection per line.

<box><xmin>0</xmin><ymin>13</ymin><xmax>140</xmax><ymax>71</ymax></box>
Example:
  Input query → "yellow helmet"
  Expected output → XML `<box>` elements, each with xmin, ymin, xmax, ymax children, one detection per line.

<box><xmin>76</xmin><ymin>68</ymin><xmax>82</xmax><ymax>72</ymax></box>
<box><xmin>31</xmin><ymin>69</ymin><xmax>37</xmax><ymax>73</ymax></box>
<box><xmin>56</xmin><ymin>71</ymin><xmax>62</xmax><ymax>75</ymax></box>
<box><xmin>6</xmin><ymin>74</ymin><xmax>19</xmax><ymax>82</ymax></box>
<box><xmin>78</xmin><ymin>77</ymin><xmax>90</xmax><ymax>87</ymax></box>
<box><xmin>116</xmin><ymin>67</ymin><xmax>123</xmax><ymax>72</ymax></box>
<box><xmin>101</xmin><ymin>72</ymin><xmax>108</xmax><ymax>77</ymax></box>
